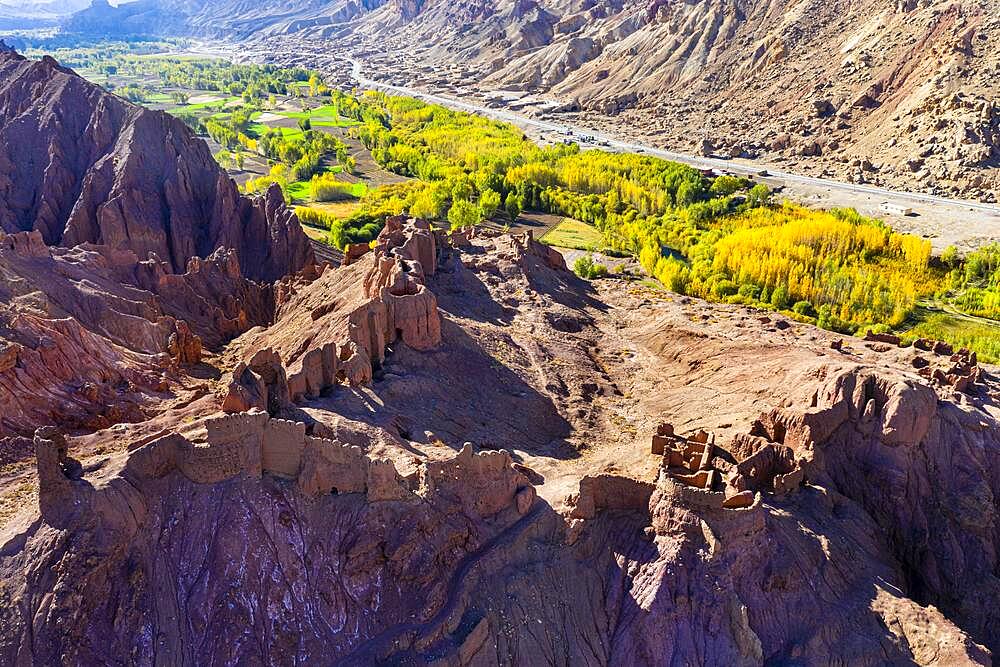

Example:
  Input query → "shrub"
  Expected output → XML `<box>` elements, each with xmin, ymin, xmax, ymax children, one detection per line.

<box><xmin>505</xmin><ymin>192</ymin><xmax>522</xmax><ymax>222</ymax></box>
<box><xmin>574</xmin><ymin>254</ymin><xmax>609</xmax><ymax>280</ymax></box>
<box><xmin>310</xmin><ymin>173</ymin><xmax>357</xmax><ymax>202</ymax></box>
<box><xmin>709</xmin><ymin>175</ymin><xmax>750</xmax><ymax>197</ymax></box>
<box><xmin>447</xmin><ymin>199</ymin><xmax>482</xmax><ymax>230</ymax></box>
<box><xmin>479</xmin><ymin>189</ymin><xmax>502</xmax><ymax>219</ymax></box>
<box><xmin>770</xmin><ymin>285</ymin><xmax>790</xmax><ymax>310</ymax></box>
<box><xmin>792</xmin><ymin>300</ymin><xmax>816</xmax><ymax>317</ymax></box>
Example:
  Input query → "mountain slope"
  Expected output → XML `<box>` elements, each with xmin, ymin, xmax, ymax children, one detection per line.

<box><xmin>1</xmin><ymin>220</ymin><xmax>997</xmax><ymax>663</ymax></box>
<box><xmin>66</xmin><ymin>0</ymin><xmax>998</xmax><ymax>199</ymax></box>
<box><xmin>0</xmin><ymin>50</ymin><xmax>315</xmax><ymax>438</ymax></box>
<box><xmin>0</xmin><ymin>49</ymin><xmax>313</xmax><ymax>282</ymax></box>
<box><xmin>320</xmin><ymin>0</ymin><xmax>1000</xmax><ymax>198</ymax></box>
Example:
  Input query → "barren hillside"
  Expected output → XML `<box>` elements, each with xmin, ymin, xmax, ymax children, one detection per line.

<box><xmin>68</xmin><ymin>0</ymin><xmax>1000</xmax><ymax>200</ymax></box>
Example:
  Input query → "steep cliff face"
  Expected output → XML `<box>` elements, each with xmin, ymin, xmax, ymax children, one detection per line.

<box><xmin>0</xmin><ymin>52</ymin><xmax>316</xmax><ymax>439</ymax></box>
<box><xmin>0</xmin><ymin>50</ymin><xmax>314</xmax><ymax>282</ymax></box>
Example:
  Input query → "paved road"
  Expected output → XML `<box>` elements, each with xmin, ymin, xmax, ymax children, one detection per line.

<box><xmin>343</xmin><ymin>58</ymin><xmax>999</xmax><ymax>217</ymax></box>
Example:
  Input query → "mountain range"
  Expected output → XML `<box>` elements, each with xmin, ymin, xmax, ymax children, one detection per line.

<box><xmin>0</xmin><ymin>0</ymin><xmax>116</xmax><ymax>20</ymax></box>
<box><xmin>63</xmin><ymin>0</ymin><xmax>999</xmax><ymax>200</ymax></box>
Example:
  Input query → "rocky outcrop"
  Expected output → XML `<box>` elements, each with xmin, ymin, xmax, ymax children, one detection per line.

<box><xmin>33</xmin><ymin>426</ymin><xmax>84</xmax><ymax>527</ymax></box>
<box><xmin>0</xmin><ymin>299</ymin><xmax>157</xmax><ymax>438</ymax></box>
<box><xmin>7</xmin><ymin>374</ymin><xmax>993</xmax><ymax>665</ymax></box>
<box><xmin>0</xmin><ymin>51</ymin><xmax>314</xmax><ymax>282</ymax></box>
<box><xmin>0</xmin><ymin>52</ymin><xmax>318</xmax><ymax>439</ymax></box>
<box><xmin>167</xmin><ymin>320</ymin><xmax>202</xmax><ymax>366</ymax></box>
<box><xmin>0</xmin><ymin>231</ymin><xmax>285</xmax><ymax>438</ymax></box>
<box><xmin>224</xmin><ymin>216</ymin><xmax>442</xmax><ymax>408</ymax></box>
<box><xmin>726</xmin><ymin>364</ymin><xmax>1000</xmax><ymax>649</ymax></box>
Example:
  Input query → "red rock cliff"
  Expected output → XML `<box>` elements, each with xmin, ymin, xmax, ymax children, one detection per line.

<box><xmin>0</xmin><ymin>51</ymin><xmax>313</xmax><ymax>282</ymax></box>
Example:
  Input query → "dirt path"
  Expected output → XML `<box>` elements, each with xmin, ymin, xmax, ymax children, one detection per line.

<box><xmin>916</xmin><ymin>297</ymin><xmax>1000</xmax><ymax>328</ymax></box>
<box><xmin>335</xmin><ymin>504</ymin><xmax>546</xmax><ymax>665</ymax></box>
<box><xmin>310</xmin><ymin>239</ymin><xmax>343</xmax><ymax>266</ymax></box>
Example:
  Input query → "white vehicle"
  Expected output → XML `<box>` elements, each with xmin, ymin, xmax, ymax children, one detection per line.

<box><xmin>880</xmin><ymin>202</ymin><xmax>914</xmax><ymax>216</ymax></box>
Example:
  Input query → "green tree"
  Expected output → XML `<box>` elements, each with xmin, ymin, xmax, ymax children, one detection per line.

<box><xmin>448</xmin><ymin>199</ymin><xmax>483</xmax><ymax>230</ymax></box>
<box><xmin>479</xmin><ymin>189</ymin><xmax>501</xmax><ymax>219</ymax></box>
<box><xmin>574</xmin><ymin>254</ymin><xmax>608</xmax><ymax>280</ymax></box>
<box><xmin>410</xmin><ymin>192</ymin><xmax>440</xmax><ymax>220</ymax></box>
<box><xmin>451</xmin><ymin>178</ymin><xmax>474</xmax><ymax>202</ymax></box>
<box><xmin>709</xmin><ymin>175</ymin><xmax>750</xmax><ymax>197</ymax></box>
<box><xmin>746</xmin><ymin>183</ymin><xmax>772</xmax><ymax>208</ymax></box>
<box><xmin>505</xmin><ymin>192</ymin><xmax>522</xmax><ymax>222</ymax></box>
<box><xmin>941</xmin><ymin>245</ymin><xmax>959</xmax><ymax>269</ymax></box>
<box><xmin>676</xmin><ymin>181</ymin><xmax>702</xmax><ymax>207</ymax></box>
<box><xmin>770</xmin><ymin>285</ymin><xmax>790</xmax><ymax>310</ymax></box>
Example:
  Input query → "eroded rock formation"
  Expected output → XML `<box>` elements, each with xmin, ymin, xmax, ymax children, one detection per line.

<box><xmin>0</xmin><ymin>51</ymin><xmax>314</xmax><ymax>281</ymax></box>
<box><xmin>224</xmin><ymin>216</ymin><xmax>442</xmax><ymax>408</ymax></box>
<box><xmin>0</xmin><ymin>52</ymin><xmax>316</xmax><ymax>439</ymax></box>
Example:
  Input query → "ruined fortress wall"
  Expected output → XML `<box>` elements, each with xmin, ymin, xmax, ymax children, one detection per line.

<box><xmin>228</xmin><ymin>217</ymin><xmax>444</xmax><ymax>408</ymax></box>
<box><xmin>34</xmin><ymin>413</ymin><xmax>543</xmax><ymax>561</ymax></box>
<box><xmin>170</xmin><ymin>411</ymin><xmax>403</xmax><ymax>501</ymax></box>
<box><xmin>297</xmin><ymin>436</ymin><xmax>368</xmax><ymax>497</ymax></box>
<box><xmin>123</xmin><ymin>433</ymin><xmax>187</xmax><ymax>480</ymax></box>
<box><xmin>572</xmin><ymin>474</ymin><xmax>656</xmax><ymax>519</ymax></box>
<box><xmin>423</xmin><ymin>446</ymin><xmax>529</xmax><ymax>517</ymax></box>
<box><xmin>262</xmin><ymin>419</ymin><xmax>306</xmax><ymax>479</ymax></box>
<box><xmin>179</xmin><ymin>411</ymin><xmax>268</xmax><ymax>484</ymax></box>
<box><xmin>656</xmin><ymin>476</ymin><xmax>761</xmax><ymax>514</ymax></box>
<box><xmin>287</xmin><ymin>341</ymin><xmax>343</xmax><ymax>398</ymax></box>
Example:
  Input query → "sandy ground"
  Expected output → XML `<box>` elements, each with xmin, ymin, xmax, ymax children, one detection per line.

<box><xmin>557</xmin><ymin>248</ymin><xmax>638</xmax><ymax>273</ymax></box>
<box><xmin>253</xmin><ymin>111</ymin><xmax>284</xmax><ymax>123</ymax></box>
<box><xmin>188</xmin><ymin>94</ymin><xmax>223</xmax><ymax>104</ymax></box>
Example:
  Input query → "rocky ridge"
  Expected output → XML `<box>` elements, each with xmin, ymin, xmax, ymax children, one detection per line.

<box><xmin>0</xmin><ymin>50</ymin><xmax>313</xmax><ymax>281</ymax></box>
<box><xmin>0</xmin><ymin>51</ymin><xmax>315</xmax><ymax>438</ymax></box>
